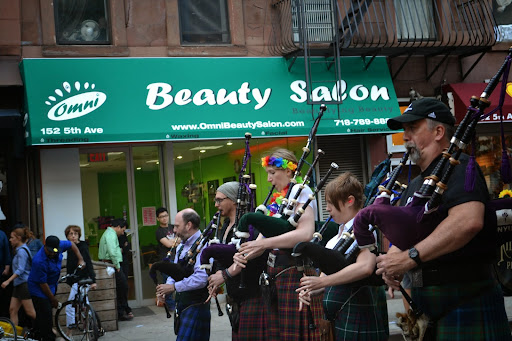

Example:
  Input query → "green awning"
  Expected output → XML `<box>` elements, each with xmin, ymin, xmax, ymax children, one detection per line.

<box><xmin>20</xmin><ymin>57</ymin><xmax>399</xmax><ymax>145</ymax></box>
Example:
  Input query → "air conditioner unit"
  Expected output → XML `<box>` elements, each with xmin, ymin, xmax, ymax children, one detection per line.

<box><xmin>291</xmin><ymin>0</ymin><xmax>337</xmax><ymax>43</ymax></box>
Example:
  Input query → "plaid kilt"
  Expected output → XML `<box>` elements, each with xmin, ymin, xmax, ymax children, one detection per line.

<box><xmin>232</xmin><ymin>296</ymin><xmax>267</xmax><ymax>341</ymax></box>
<box><xmin>412</xmin><ymin>279</ymin><xmax>511</xmax><ymax>340</ymax></box>
<box><xmin>323</xmin><ymin>284</ymin><xmax>388</xmax><ymax>341</ymax></box>
<box><xmin>176</xmin><ymin>302</ymin><xmax>211</xmax><ymax>341</ymax></box>
<box><xmin>265</xmin><ymin>264</ymin><xmax>323</xmax><ymax>341</ymax></box>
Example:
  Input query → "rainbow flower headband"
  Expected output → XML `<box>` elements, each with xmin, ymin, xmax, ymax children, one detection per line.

<box><xmin>261</xmin><ymin>156</ymin><xmax>298</xmax><ymax>171</ymax></box>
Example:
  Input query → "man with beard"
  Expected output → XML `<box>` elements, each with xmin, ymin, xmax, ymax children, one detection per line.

<box><xmin>156</xmin><ymin>208</ymin><xmax>210</xmax><ymax>341</ymax></box>
<box><xmin>377</xmin><ymin>98</ymin><xmax>510</xmax><ymax>340</ymax></box>
<box><xmin>28</xmin><ymin>235</ymin><xmax>84</xmax><ymax>341</ymax></box>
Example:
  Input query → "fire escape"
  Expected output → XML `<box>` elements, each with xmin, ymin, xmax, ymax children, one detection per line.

<box><xmin>270</xmin><ymin>0</ymin><xmax>500</xmax><ymax>104</ymax></box>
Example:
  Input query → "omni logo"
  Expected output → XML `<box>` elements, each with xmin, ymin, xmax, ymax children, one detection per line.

<box><xmin>45</xmin><ymin>81</ymin><xmax>107</xmax><ymax>121</ymax></box>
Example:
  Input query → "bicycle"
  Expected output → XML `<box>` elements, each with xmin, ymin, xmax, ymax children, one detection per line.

<box><xmin>54</xmin><ymin>271</ymin><xmax>104</xmax><ymax>341</ymax></box>
<box><xmin>0</xmin><ymin>317</ymin><xmax>38</xmax><ymax>341</ymax></box>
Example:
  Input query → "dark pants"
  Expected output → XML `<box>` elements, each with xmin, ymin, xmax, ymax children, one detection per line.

<box><xmin>115</xmin><ymin>268</ymin><xmax>131</xmax><ymax>316</ymax></box>
<box><xmin>0</xmin><ymin>274</ymin><xmax>12</xmax><ymax>318</ymax></box>
<box><xmin>32</xmin><ymin>296</ymin><xmax>55</xmax><ymax>341</ymax></box>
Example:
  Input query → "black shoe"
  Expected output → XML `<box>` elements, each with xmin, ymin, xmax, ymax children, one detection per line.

<box><xmin>119</xmin><ymin>314</ymin><xmax>133</xmax><ymax>321</ymax></box>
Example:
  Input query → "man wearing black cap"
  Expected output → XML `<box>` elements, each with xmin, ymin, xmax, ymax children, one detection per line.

<box><xmin>28</xmin><ymin>235</ymin><xmax>84</xmax><ymax>341</ymax></box>
<box><xmin>376</xmin><ymin>98</ymin><xmax>510</xmax><ymax>339</ymax></box>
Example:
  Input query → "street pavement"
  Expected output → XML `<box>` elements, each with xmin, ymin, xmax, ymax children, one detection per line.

<box><xmin>94</xmin><ymin>293</ymin><xmax>512</xmax><ymax>340</ymax></box>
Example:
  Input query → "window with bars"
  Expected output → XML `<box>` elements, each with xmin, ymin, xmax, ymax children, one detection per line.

<box><xmin>178</xmin><ymin>0</ymin><xmax>231</xmax><ymax>45</ymax></box>
<box><xmin>54</xmin><ymin>0</ymin><xmax>111</xmax><ymax>45</ymax></box>
<box><xmin>394</xmin><ymin>0</ymin><xmax>436</xmax><ymax>41</ymax></box>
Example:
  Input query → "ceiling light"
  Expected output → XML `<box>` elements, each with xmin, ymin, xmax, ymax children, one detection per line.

<box><xmin>136</xmin><ymin>167</ymin><xmax>142</xmax><ymax>170</ymax></box>
<box><xmin>189</xmin><ymin>145</ymin><xmax>223</xmax><ymax>151</ymax></box>
<box><xmin>107</xmin><ymin>152</ymin><xmax>124</xmax><ymax>156</ymax></box>
<box><xmin>177</xmin><ymin>155</ymin><xmax>183</xmax><ymax>159</ymax></box>
<box><xmin>79</xmin><ymin>163</ymin><xmax>89</xmax><ymax>167</ymax></box>
<box><xmin>226</xmin><ymin>141</ymin><xmax>233</xmax><ymax>146</ymax></box>
<box><xmin>145</xmin><ymin>159</ymin><xmax>159</xmax><ymax>163</ymax></box>
<box><xmin>200</xmin><ymin>150</ymin><xmax>206</xmax><ymax>153</ymax></box>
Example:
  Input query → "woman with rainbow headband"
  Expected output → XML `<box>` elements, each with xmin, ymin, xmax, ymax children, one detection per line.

<box><xmin>232</xmin><ymin>148</ymin><xmax>323</xmax><ymax>341</ymax></box>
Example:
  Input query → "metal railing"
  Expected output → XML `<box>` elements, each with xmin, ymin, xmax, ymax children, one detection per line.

<box><xmin>270</xmin><ymin>0</ymin><xmax>500</xmax><ymax>57</ymax></box>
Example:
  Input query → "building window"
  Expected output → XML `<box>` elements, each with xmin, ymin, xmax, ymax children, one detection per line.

<box><xmin>178</xmin><ymin>0</ymin><xmax>231</xmax><ymax>45</ymax></box>
<box><xmin>394</xmin><ymin>0</ymin><xmax>436</xmax><ymax>41</ymax></box>
<box><xmin>54</xmin><ymin>0</ymin><xmax>111</xmax><ymax>45</ymax></box>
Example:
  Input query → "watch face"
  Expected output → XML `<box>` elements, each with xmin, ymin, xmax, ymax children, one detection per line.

<box><xmin>409</xmin><ymin>248</ymin><xmax>418</xmax><ymax>258</ymax></box>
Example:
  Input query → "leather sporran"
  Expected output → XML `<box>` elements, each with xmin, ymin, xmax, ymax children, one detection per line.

<box><xmin>225</xmin><ymin>295</ymin><xmax>240</xmax><ymax>332</ymax></box>
<box><xmin>318</xmin><ymin>318</ymin><xmax>334</xmax><ymax>341</ymax></box>
<box><xmin>173</xmin><ymin>311</ymin><xmax>180</xmax><ymax>335</ymax></box>
<box><xmin>259</xmin><ymin>271</ymin><xmax>277</xmax><ymax>308</ymax></box>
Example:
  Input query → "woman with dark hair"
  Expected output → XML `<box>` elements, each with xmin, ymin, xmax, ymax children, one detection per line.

<box><xmin>1</xmin><ymin>226</ymin><xmax>36</xmax><ymax>327</ymax></box>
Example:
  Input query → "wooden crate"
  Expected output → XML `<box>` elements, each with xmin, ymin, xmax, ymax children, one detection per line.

<box><xmin>56</xmin><ymin>261</ymin><xmax>118</xmax><ymax>331</ymax></box>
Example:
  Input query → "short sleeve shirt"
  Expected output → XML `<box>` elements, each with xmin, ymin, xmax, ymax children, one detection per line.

<box><xmin>28</xmin><ymin>240</ymin><xmax>72</xmax><ymax>298</ymax></box>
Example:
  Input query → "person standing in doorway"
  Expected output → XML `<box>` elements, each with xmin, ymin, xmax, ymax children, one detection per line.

<box><xmin>155</xmin><ymin>207</ymin><xmax>179</xmax><ymax>310</ymax></box>
<box><xmin>98</xmin><ymin>218</ymin><xmax>133</xmax><ymax>321</ymax></box>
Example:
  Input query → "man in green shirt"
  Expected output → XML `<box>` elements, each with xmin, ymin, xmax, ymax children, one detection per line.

<box><xmin>99</xmin><ymin>218</ymin><xmax>133</xmax><ymax>321</ymax></box>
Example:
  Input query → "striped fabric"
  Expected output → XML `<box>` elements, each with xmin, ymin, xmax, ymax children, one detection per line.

<box><xmin>176</xmin><ymin>302</ymin><xmax>211</xmax><ymax>341</ymax></box>
<box><xmin>323</xmin><ymin>284</ymin><xmax>388</xmax><ymax>341</ymax></box>
<box><xmin>412</xmin><ymin>279</ymin><xmax>512</xmax><ymax>340</ymax></box>
<box><xmin>265</xmin><ymin>265</ymin><xmax>323</xmax><ymax>341</ymax></box>
<box><xmin>232</xmin><ymin>296</ymin><xmax>267</xmax><ymax>341</ymax></box>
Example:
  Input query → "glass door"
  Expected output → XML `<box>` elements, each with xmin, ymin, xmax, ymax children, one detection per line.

<box><xmin>79</xmin><ymin>146</ymin><xmax>165</xmax><ymax>307</ymax></box>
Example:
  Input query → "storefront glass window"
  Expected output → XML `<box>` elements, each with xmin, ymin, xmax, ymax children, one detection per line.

<box><xmin>173</xmin><ymin>137</ymin><xmax>311</xmax><ymax>227</ymax></box>
<box><xmin>472</xmin><ymin>135</ymin><xmax>512</xmax><ymax>199</ymax></box>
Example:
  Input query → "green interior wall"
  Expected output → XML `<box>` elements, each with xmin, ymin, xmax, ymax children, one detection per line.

<box><xmin>174</xmin><ymin>141</ymin><xmax>312</xmax><ymax>226</ymax></box>
<box><xmin>97</xmin><ymin>169</ymin><xmax>162</xmax><ymax>253</ymax></box>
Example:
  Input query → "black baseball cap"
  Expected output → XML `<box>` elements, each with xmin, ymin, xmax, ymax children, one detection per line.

<box><xmin>387</xmin><ymin>98</ymin><xmax>455</xmax><ymax>130</ymax></box>
<box><xmin>45</xmin><ymin>235</ymin><xmax>60</xmax><ymax>253</ymax></box>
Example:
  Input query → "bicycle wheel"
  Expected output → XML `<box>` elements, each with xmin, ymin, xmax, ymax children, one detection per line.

<box><xmin>0</xmin><ymin>317</ymin><xmax>18</xmax><ymax>340</ymax></box>
<box><xmin>83</xmin><ymin>305</ymin><xmax>99</xmax><ymax>341</ymax></box>
<box><xmin>54</xmin><ymin>300</ymin><xmax>78</xmax><ymax>341</ymax></box>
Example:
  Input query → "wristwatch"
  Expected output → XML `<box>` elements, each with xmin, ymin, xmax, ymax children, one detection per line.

<box><xmin>408</xmin><ymin>247</ymin><xmax>422</xmax><ymax>266</ymax></box>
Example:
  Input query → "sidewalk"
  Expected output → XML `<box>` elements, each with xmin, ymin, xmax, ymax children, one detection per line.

<box><xmin>97</xmin><ymin>294</ymin><xmax>512</xmax><ymax>340</ymax></box>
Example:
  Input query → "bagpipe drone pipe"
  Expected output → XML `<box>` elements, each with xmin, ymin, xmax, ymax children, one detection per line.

<box><xmin>353</xmin><ymin>47</ymin><xmax>512</xmax><ymax>252</ymax></box>
<box><xmin>149</xmin><ymin>211</ymin><xmax>221</xmax><ymax>284</ymax></box>
<box><xmin>291</xmin><ymin>152</ymin><xmax>408</xmax><ymax>281</ymax></box>
<box><xmin>234</xmin><ymin>105</ymin><xmax>329</xmax><ymax>240</ymax></box>
<box><xmin>198</xmin><ymin>132</ymin><xmax>268</xmax><ymax>301</ymax></box>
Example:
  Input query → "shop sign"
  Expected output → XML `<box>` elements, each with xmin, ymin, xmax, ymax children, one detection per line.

<box><xmin>20</xmin><ymin>57</ymin><xmax>400</xmax><ymax>145</ymax></box>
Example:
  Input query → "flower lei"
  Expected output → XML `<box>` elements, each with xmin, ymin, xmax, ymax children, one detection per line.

<box><xmin>266</xmin><ymin>176</ymin><xmax>304</xmax><ymax>216</ymax></box>
<box><xmin>261</xmin><ymin>156</ymin><xmax>298</xmax><ymax>171</ymax></box>
<box><xmin>266</xmin><ymin>185</ymin><xmax>289</xmax><ymax>216</ymax></box>
<box><xmin>499</xmin><ymin>189</ymin><xmax>512</xmax><ymax>199</ymax></box>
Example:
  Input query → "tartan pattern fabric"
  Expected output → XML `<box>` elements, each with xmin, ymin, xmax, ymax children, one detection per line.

<box><xmin>176</xmin><ymin>302</ymin><xmax>211</xmax><ymax>341</ymax></box>
<box><xmin>412</xmin><ymin>279</ymin><xmax>512</xmax><ymax>340</ymax></box>
<box><xmin>232</xmin><ymin>296</ymin><xmax>267</xmax><ymax>341</ymax></box>
<box><xmin>265</xmin><ymin>264</ymin><xmax>323</xmax><ymax>341</ymax></box>
<box><xmin>323</xmin><ymin>284</ymin><xmax>389</xmax><ymax>341</ymax></box>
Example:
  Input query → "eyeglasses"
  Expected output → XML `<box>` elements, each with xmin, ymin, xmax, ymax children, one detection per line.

<box><xmin>214</xmin><ymin>197</ymin><xmax>228</xmax><ymax>204</ymax></box>
<box><xmin>158</xmin><ymin>214</ymin><xmax>169</xmax><ymax>219</ymax></box>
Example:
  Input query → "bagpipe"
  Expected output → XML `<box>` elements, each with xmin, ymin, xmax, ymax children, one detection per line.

<box><xmin>199</xmin><ymin>133</ymin><xmax>267</xmax><ymax>303</ymax></box>
<box><xmin>353</xmin><ymin>47</ymin><xmax>512</xmax><ymax>252</ymax></box>
<box><xmin>291</xmin><ymin>152</ymin><xmax>408</xmax><ymax>279</ymax></box>
<box><xmin>235</xmin><ymin>105</ymin><xmax>330</xmax><ymax>239</ymax></box>
<box><xmin>149</xmin><ymin>211</ymin><xmax>221</xmax><ymax>284</ymax></box>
